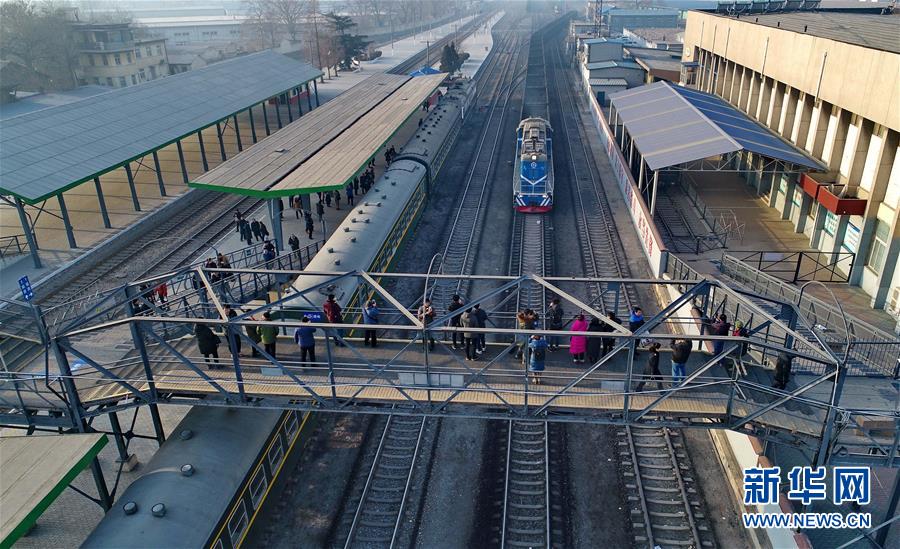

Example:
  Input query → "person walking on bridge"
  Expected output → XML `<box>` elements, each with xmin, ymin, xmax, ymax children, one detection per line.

<box><xmin>259</xmin><ymin>311</ymin><xmax>278</xmax><ymax>360</ymax></box>
<box><xmin>195</xmin><ymin>323</ymin><xmax>220</xmax><ymax>369</ymax></box>
<box><xmin>670</xmin><ymin>339</ymin><xmax>692</xmax><ymax>386</ymax></box>
<box><xmin>363</xmin><ymin>299</ymin><xmax>379</xmax><ymax>347</ymax></box>
<box><xmin>323</xmin><ymin>294</ymin><xmax>344</xmax><ymax>347</ymax></box>
<box><xmin>293</xmin><ymin>316</ymin><xmax>317</xmax><ymax>368</ymax></box>
<box><xmin>570</xmin><ymin>313</ymin><xmax>588</xmax><ymax>364</ymax></box>
<box><xmin>528</xmin><ymin>334</ymin><xmax>548</xmax><ymax>385</ymax></box>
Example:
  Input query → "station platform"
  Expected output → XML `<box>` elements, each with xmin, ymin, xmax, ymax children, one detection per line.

<box><xmin>0</xmin><ymin>15</ymin><xmax>488</xmax><ymax>300</ymax></box>
<box><xmin>675</xmin><ymin>170</ymin><xmax>899</xmax><ymax>334</ymax></box>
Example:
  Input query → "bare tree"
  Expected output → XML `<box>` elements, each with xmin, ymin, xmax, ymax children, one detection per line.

<box><xmin>244</xmin><ymin>0</ymin><xmax>278</xmax><ymax>49</ymax></box>
<box><xmin>268</xmin><ymin>0</ymin><xmax>308</xmax><ymax>42</ymax></box>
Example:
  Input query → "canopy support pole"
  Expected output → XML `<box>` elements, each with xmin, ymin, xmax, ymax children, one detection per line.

<box><xmin>176</xmin><ymin>140</ymin><xmax>189</xmax><ymax>184</ymax></box>
<box><xmin>275</xmin><ymin>97</ymin><xmax>284</xmax><ymax>128</ymax></box>
<box><xmin>314</xmin><ymin>79</ymin><xmax>320</xmax><ymax>107</ymax></box>
<box><xmin>262</xmin><ymin>101</ymin><xmax>271</xmax><ymax>136</ymax></box>
<box><xmin>15</xmin><ymin>198</ymin><xmax>41</xmax><ymax>269</ymax></box>
<box><xmin>93</xmin><ymin>177</ymin><xmax>111</xmax><ymax>228</ymax></box>
<box><xmin>233</xmin><ymin>114</ymin><xmax>243</xmax><ymax>152</ymax></box>
<box><xmin>286</xmin><ymin>93</ymin><xmax>294</xmax><ymax>123</ymax></box>
<box><xmin>57</xmin><ymin>193</ymin><xmax>77</xmax><ymax>249</ymax></box>
<box><xmin>650</xmin><ymin>171</ymin><xmax>660</xmax><ymax>216</ymax></box>
<box><xmin>152</xmin><ymin>152</ymin><xmax>166</xmax><ymax>196</ymax></box>
<box><xmin>306</xmin><ymin>82</ymin><xmax>313</xmax><ymax>112</ymax></box>
<box><xmin>123</xmin><ymin>163</ymin><xmax>141</xmax><ymax>212</ymax></box>
<box><xmin>197</xmin><ymin>130</ymin><xmax>209</xmax><ymax>172</ymax></box>
<box><xmin>268</xmin><ymin>199</ymin><xmax>284</xmax><ymax>252</ymax></box>
<box><xmin>248</xmin><ymin>106</ymin><xmax>258</xmax><ymax>143</ymax></box>
<box><xmin>216</xmin><ymin>122</ymin><xmax>227</xmax><ymax>161</ymax></box>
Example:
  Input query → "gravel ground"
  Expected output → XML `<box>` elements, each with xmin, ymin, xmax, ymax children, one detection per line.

<box><xmin>682</xmin><ymin>429</ymin><xmax>754</xmax><ymax>548</ymax></box>
<box><xmin>246</xmin><ymin>413</ymin><xmax>374</xmax><ymax>548</ymax></box>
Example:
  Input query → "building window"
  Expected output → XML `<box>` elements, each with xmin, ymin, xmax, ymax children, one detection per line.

<box><xmin>118</xmin><ymin>76</ymin><xmax>127</xmax><ymax>87</ymax></box>
<box><xmin>114</xmin><ymin>53</ymin><xmax>121</xmax><ymax>65</ymax></box>
<box><xmin>88</xmin><ymin>55</ymin><xmax>95</xmax><ymax>66</ymax></box>
<box><xmin>106</xmin><ymin>77</ymin><xmax>113</xmax><ymax>87</ymax></box>
<box><xmin>139</xmin><ymin>68</ymin><xmax>146</xmax><ymax>81</ymax></box>
<box><xmin>135</xmin><ymin>48</ymin><xmax>141</xmax><ymax>59</ymax></box>
<box><xmin>823</xmin><ymin>211</ymin><xmax>838</xmax><ymax>236</ymax></box>
<box><xmin>156</xmin><ymin>45</ymin><xmax>163</xmax><ymax>56</ymax></box>
<box><xmin>131</xmin><ymin>74</ymin><xmax>137</xmax><ymax>85</ymax></box>
<box><xmin>149</xmin><ymin>65</ymin><xmax>157</xmax><ymax>79</ymax></box>
<box><xmin>103</xmin><ymin>55</ymin><xmax>109</xmax><ymax>66</ymax></box>
<box><xmin>146</xmin><ymin>46</ymin><xmax>152</xmax><ymax>57</ymax></box>
<box><xmin>865</xmin><ymin>220</ymin><xmax>890</xmax><ymax>272</ymax></box>
<box><xmin>126</xmin><ymin>51</ymin><xmax>132</xmax><ymax>63</ymax></box>
<box><xmin>93</xmin><ymin>77</ymin><xmax>100</xmax><ymax>85</ymax></box>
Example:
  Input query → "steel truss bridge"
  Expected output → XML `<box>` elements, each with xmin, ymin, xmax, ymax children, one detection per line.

<box><xmin>1</xmin><ymin>266</ymin><xmax>897</xmax><ymax>469</ymax></box>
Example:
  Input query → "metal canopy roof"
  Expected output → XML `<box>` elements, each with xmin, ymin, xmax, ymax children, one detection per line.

<box><xmin>609</xmin><ymin>81</ymin><xmax>825</xmax><ymax>171</ymax></box>
<box><xmin>192</xmin><ymin>73</ymin><xmax>446</xmax><ymax>198</ymax></box>
<box><xmin>189</xmin><ymin>73</ymin><xmax>410</xmax><ymax>197</ymax></box>
<box><xmin>1</xmin><ymin>433</ymin><xmax>108</xmax><ymax>547</ymax></box>
<box><xmin>0</xmin><ymin>51</ymin><xmax>321</xmax><ymax>204</ymax></box>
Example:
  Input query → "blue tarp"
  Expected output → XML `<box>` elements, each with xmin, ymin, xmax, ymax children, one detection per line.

<box><xmin>409</xmin><ymin>66</ymin><xmax>442</xmax><ymax>77</ymax></box>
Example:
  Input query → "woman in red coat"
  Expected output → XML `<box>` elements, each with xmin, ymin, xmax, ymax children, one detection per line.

<box><xmin>569</xmin><ymin>313</ymin><xmax>589</xmax><ymax>364</ymax></box>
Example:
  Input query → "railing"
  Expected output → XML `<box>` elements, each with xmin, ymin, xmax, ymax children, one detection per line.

<box><xmin>0</xmin><ymin>235</ymin><xmax>27</xmax><ymax>260</ymax></box>
<box><xmin>721</xmin><ymin>254</ymin><xmax>900</xmax><ymax>377</ymax></box>
<box><xmin>728</xmin><ymin>250</ymin><xmax>855</xmax><ymax>283</ymax></box>
<box><xmin>673</xmin><ymin>177</ymin><xmax>729</xmax><ymax>252</ymax></box>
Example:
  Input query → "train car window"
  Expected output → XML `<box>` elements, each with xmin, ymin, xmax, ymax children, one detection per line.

<box><xmin>267</xmin><ymin>436</ymin><xmax>284</xmax><ymax>470</ymax></box>
<box><xmin>211</xmin><ymin>538</ymin><xmax>224</xmax><ymax>549</ymax></box>
<box><xmin>249</xmin><ymin>467</ymin><xmax>269</xmax><ymax>509</ymax></box>
<box><xmin>227</xmin><ymin>500</ymin><xmax>249</xmax><ymax>543</ymax></box>
<box><xmin>285</xmin><ymin>412</ymin><xmax>299</xmax><ymax>440</ymax></box>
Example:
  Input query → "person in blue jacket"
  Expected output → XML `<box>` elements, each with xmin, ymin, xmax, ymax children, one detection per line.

<box><xmin>363</xmin><ymin>299</ymin><xmax>380</xmax><ymax>347</ymax></box>
<box><xmin>528</xmin><ymin>334</ymin><xmax>549</xmax><ymax>385</ymax></box>
<box><xmin>293</xmin><ymin>316</ymin><xmax>317</xmax><ymax>367</ymax></box>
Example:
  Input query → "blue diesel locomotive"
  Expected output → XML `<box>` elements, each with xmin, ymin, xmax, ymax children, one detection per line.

<box><xmin>514</xmin><ymin>117</ymin><xmax>553</xmax><ymax>212</ymax></box>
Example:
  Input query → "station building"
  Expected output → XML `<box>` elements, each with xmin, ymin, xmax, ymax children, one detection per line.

<box><xmin>72</xmin><ymin>22</ymin><xmax>170</xmax><ymax>88</ymax></box>
<box><xmin>681</xmin><ymin>10</ymin><xmax>900</xmax><ymax>313</ymax></box>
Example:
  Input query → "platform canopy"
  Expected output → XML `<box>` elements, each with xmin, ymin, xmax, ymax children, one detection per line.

<box><xmin>190</xmin><ymin>72</ymin><xmax>446</xmax><ymax>198</ymax></box>
<box><xmin>0</xmin><ymin>51</ymin><xmax>321</xmax><ymax>204</ymax></box>
<box><xmin>609</xmin><ymin>81</ymin><xmax>825</xmax><ymax>171</ymax></box>
<box><xmin>0</xmin><ymin>433</ymin><xmax>108</xmax><ymax>547</ymax></box>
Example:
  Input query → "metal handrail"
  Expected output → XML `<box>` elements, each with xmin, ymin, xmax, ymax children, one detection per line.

<box><xmin>0</xmin><ymin>235</ymin><xmax>26</xmax><ymax>259</ymax></box>
<box><xmin>729</xmin><ymin>250</ymin><xmax>855</xmax><ymax>283</ymax></box>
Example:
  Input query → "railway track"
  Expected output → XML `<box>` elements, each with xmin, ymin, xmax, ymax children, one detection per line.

<box><xmin>432</xmin><ymin>29</ymin><xmax>526</xmax><ymax>304</ymax></box>
<box><xmin>342</xmin><ymin>414</ymin><xmax>428</xmax><ymax>548</ymax></box>
<box><xmin>547</xmin><ymin>41</ymin><xmax>637</xmax><ymax>317</ymax></box>
<box><xmin>548</xmin><ymin>32</ymin><xmax>716</xmax><ymax>549</ymax></box>
<box><xmin>619</xmin><ymin>426</ymin><xmax>715</xmax><ymax>548</ymax></box>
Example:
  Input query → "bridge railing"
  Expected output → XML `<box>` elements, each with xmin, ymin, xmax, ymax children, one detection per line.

<box><xmin>721</xmin><ymin>254</ymin><xmax>899</xmax><ymax>377</ymax></box>
<box><xmin>728</xmin><ymin>250</ymin><xmax>855</xmax><ymax>284</ymax></box>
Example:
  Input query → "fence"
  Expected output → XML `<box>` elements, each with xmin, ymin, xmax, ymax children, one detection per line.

<box><xmin>672</xmin><ymin>177</ymin><xmax>729</xmax><ymax>253</ymax></box>
<box><xmin>728</xmin><ymin>250</ymin><xmax>855</xmax><ymax>283</ymax></box>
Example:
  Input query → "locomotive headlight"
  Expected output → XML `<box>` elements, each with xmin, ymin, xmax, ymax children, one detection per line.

<box><xmin>531</xmin><ymin>154</ymin><xmax>537</xmax><ymax>161</ymax></box>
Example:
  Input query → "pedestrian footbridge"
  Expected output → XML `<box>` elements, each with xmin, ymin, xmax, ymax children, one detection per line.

<box><xmin>2</xmin><ymin>270</ymin><xmax>897</xmax><ymax>467</ymax></box>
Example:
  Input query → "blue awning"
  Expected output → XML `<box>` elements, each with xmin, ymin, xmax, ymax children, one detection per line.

<box><xmin>409</xmin><ymin>66</ymin><xmax>441</xmax><ymax>77</ymax></box>
<box><xmin>609</xmin><ymin>81</ymin><xmax>825</xmax><ymax>171</ymax></box>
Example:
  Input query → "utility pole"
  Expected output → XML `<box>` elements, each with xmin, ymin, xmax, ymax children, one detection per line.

<box><xmin>311</xmin><ymin>0</ymin><xmax>325</xmax><ymax>81</ymax></box>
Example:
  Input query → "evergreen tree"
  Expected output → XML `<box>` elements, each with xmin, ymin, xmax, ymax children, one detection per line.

<box><xmin>323</xmin><ymin>11</ymin><xmax>372</xmax><ymax>69</ymax></box>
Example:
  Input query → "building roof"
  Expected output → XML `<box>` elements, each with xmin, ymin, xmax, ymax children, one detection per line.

<box><xmin>609</xmin><ymin>81</ymin><xmax>825</xmax><ymax>171</ymax></box>
<box><xmin>0</xmin><ymin>51</ymin><xmax>321</xmax><ymax>204</ymax></box>
<box><xmin>589</xmin><ymin>78</ymin><xmax>629</xmax><ymax>87</ymax></box>
<box><xmin>1</xmin><ymin>434</ymin><xmax>108</xmax><ymax>547</ymax></box>
<box><xmin>582</xmin><ymin>37</ymin><xmax>626</xmax><ymax>45</ymax></box>
<box><xmin>135</xmin><ymin>15</ymin><xmax>249</xmax><ymax>27</ymax></box>
<box><xmin>605</xmin><ymin>8</ymin><xmax>680</xmax><ymax>16</ymax></box>
<box><xmin>623</xmin><ymin>26</ymin><xmax>684</xmax><ymax>43</ymax></box>
<box><xmin>716</xmin><ymin>12</ymin><xmax>900</xmax><ymax>54</ymax></box>
<box><xmin>585</xmin><ymin>60</ymin><xmax>644</xmax><ymax>70</ymax></box>
<box><xmin>626</xmin><ymin>47</ymin><xmax>683</xmax><ymax>72</ymax></box>
<box><xmin>191</xmin><ymin>73</ymin><xmax>446</xmax><ymax>197</ymax></box>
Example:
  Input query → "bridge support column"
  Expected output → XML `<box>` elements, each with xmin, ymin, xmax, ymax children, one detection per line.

<box><xmin>124</xmin><ymin>285</ymin><xmax>166</xmax><ymax>446</ymax></box>
<box><xmin>108</xmin><ymin>411</ymin><xmax>138</xmax><ymax>471</ymax></box>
